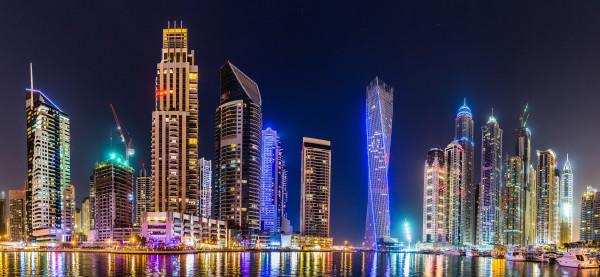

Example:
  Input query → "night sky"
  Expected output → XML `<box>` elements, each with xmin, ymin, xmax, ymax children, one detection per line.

<box><xmin>2</xmin><ymin>2</ymin><xmax>600</xmax><ymax>245</ymax></box>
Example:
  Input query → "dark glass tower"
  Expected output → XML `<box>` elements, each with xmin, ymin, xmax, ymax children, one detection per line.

<box><xmin>454</xmin><ymin>99</ymin><xmax>475</xmax><ymax>246</ymax></box>
<box><xmin>215</xmin><ymin>62</ymin><xmax>262</xmax><ymax>240</ymax></box>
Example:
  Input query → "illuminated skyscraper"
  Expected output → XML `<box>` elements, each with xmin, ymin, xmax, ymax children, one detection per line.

<box><xmin>215</xmin><ymin>62</ymin><xmax>262</xmax><ymax>238</ymax></box>
<box><xmin>26</xmin><ymin>70</ymin><xmax>72</xmax><ymax>243</ymax></box>
<box><xmin>454</xmin><ymin>99</ymin><xmax>475</xmax><ymax>245</ymax></box>
<box><xmin>363</xmin><ymin>77</ymin><xmax>393</xmax><ymax>250</ymax></box>
<box><xmin>515</xmin><ymin>105</ymin><xmax>535</xmax><ymax>245</ymax></box>
<box><xmin>560</xmin><ymin>156</ymin><xmax>573</xmax><ymax>243</ymax></box>
<box><xmin>261</xmin><ymin>128</ymin><xmax>289</xmax><ymax>233</ymax></box>
<box><xmin>445</xmin><ymin>141</ymin><xmax>464</xmax><ymax>245</ymax></box>
<box><xmin>8</xmin><ymin>190</ymin><xmax>26</xmax><ymax>242</ymax></box>
<box><xmin>536</xmin><ymin>149</ymin><xmax>556</xmax><ymax>245</ymax></box>
<box><xmin>580</xmin><ymin>186</ymin><xmax>599</xmax><ymax>241</ymax></box>
<box><xmin>199</xmin><ymin>158</ymin><xmax>212</xmax><ymax>219</ymax></box>
<box><xmin>553</xmin><ymin>169</ymin><xmax>561</xmax><ymax>244</ymax></box>
<box><xmin>135</xmin><ymin>166</ymin><xmax>151</xmax><ymax>226</ymax></box>
<box><xmin>478</xmin><ymin>114</ymin><xmax>503</xmax><ymax>245</ymax></box>
<box><xmin>502</xmin><ymin>156</ymin><xmax>524</xmax><ymax>245</ymax></box>
<box><xmin>422</xmin><ymin>148</ymin><xmax>447</xmax><ymax>243</ymax></box>
<box><xmin>94</xmin><ymin>154</ymin><xmax>134</xmax><ymax>242</ymax></box>
<box><xmin>151</xmin><ymin>22</ymin><xmax>199</xmax><ymax>214</ymax></box>
<box><xmin>300</xmin><ymin>138</ymin><xmax>331</xmax><ymax>238</ymax></box>
<box><xmin>82</xmin><ymin>197</ymin><xmax>91</xmax><ymax>236</ymax></box>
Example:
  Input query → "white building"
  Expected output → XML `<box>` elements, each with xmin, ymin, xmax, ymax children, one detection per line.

<box><xmin>141</xmin><ymin>211</ymin><xmax>227</xmax><ymax>246</ymax></box>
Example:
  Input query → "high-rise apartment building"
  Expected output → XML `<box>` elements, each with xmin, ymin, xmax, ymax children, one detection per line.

<box><xmin>94</xmin><ymin>154</ymin><xmax>134</xmax><ymax>242</ymax></box>
<box><xmin>260</xmin><ymin>128</ymin><xmax>289</xmax><ymax>234</ymax></box>
<box><xmin>82</xmin><ymin>197</ymin><xmax>91</xmax><ymax>236</ymax></box>
<box><xmin>560</xmin><ymin>156</ymin><xmax>573</xmax><ymax>244</ymax></box>
<box><xmin>515</xmin><ymin>106</ymin><xmax>535</xmax><ymax>246</ymax></box>
<box><xmin>445</xmin><ymin>141</ymin><xmax>464</xmax><ymax>245</ymax></box>
<box><xmin>26</xmin><ymin>76</ymin><xmax>72</xmax><ymax>243</ymax></box>
<box><xmin>8</xmin><ymin>190</ymin><xmax>26</xmax><ymax>242</ymax></box>
<box><xmin>135</xmin><ymin>166</ymin><xmax>151</xmax><ymax>226</ymax></box>
<box><xmin>502</xmin><ymin>156</ymin><xmax>524</xmax><ymax>245</ymax></box>
<box><xmin>580</xmin><ymin>186</ymin><xmax>599</xmax><ymax>241</ymax></box>
<box><xmin>422</xmin><ymin>148</ymin><xmax>446</xmax><ymax>243</ymax></box>
<box><xmin>151</xmin><ymin>22</ymin><xmax>199</xmax><ymax>215</ymax></box>
<box><xmin>363</xmin><ymin>77</ymin><xmax>393</xmax><ymax>250</ymax></box>
<box><xmin>89</xmin><ymin>175</ymin><xmax>95</xmax><ymax>230</ymax></box>
<box><xmin>527</xmin><ymin>165</ymin><xmax>537</xmax><ymax>245</ymax></box>
<box><xmin>215</xmin><ymin>62</ymin><xmax>262</xmax><ymax>238</ymax></box>
<box><xmin>300</xmin><ymin>138</ymin><xmax>331</xmax><ymax>238</ymax></box>
<box><xmin>199</xmin><ymin>158</ymin><xmax>212</xmax><ymax>219</ymax></box>
<box><xmin>0</xmin><ymin>193</ymin><xmax>6</xmax><ymax>241</ymax></box>
<box><xmin>454</xmin><ymin>100</ymin><xmax>475</xmax><ymax>245</ymax></box>
<box><xmin>553</xmin><ymin>169</ymin><xmax>561</xmax><ymax>244</ymax></box>
<box><xmin>536</xmin><ymin>149</ymin><xmax>556</xmax><ymax>245</ymax></box>
<box><xmin>74</xmin><ymin>208</ymin><xmax>81</xmax><ymax>233</ymax></box>
<box><xmin>478</xmin><ymin>114</ymin><xmax>503</xmax><ymax>245</ymax></box>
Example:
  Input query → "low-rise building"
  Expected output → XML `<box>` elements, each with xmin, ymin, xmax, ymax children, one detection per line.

<box><xmin>291</xmin><ymin>234</ymin><xmax>333</xmax><ymax>249</ymax></box>
<box><xmin>141</xmin><ymin>211</ymin><xmax>227</xmax><ymax>246</ymax></box>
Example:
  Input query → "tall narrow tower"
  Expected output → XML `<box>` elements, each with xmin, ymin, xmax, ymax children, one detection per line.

<box><xmin>300</xmin><ymin>138</ymin><xmax>331</xmax><ymax>238</ymax></box>
<box><xmin>515</xmin><ymin>104</ymin><xmax>534</xmax><ymax>245</ymax></box>
<box><xmin>560</xmin><ymin>156</ymin><xmax>573</xmax><ymax>243</ymax></box>
<box><xmin>151</xmin><ymin>22</ymin><xmax>199</xmax><ymax>214</ymax></box>
<box><xmin>454</xmin><ymin>99</ymin><xmax>475</xmax><ymax>246</ymax></box>
<box><xmin>536</xmin><ymin>149</ymin><xmax>556</xmax><ymax>245</ymax></box>
<box><xmin>364</xmin><ymin>77</ymin><xmax>393</xmax><ymax>250</ymax></box>
<box><xmin>502</xmin><ymin>156</ymin><xmax>524</xmax><ymax>245</ymax></box>
<box><xmin>445</xmin><ymin>141</ymin><xmax>465</xmax><ymax>245</ymax></box>
<box><xmin>478</xmin><ymin>113</ymin><xmax>503</xmax><ymax>245</ymax></box>
<box><xmin>422</xmin><ymin>148</ymin><xmax>447</xmax><ymax>243</ymax></box>
<box><xmin>214</xmin><ymin>62</ymin><xmax>262</xmax><ymax>239</ymax></box>
<box><xmin>261</xmin><ymin>128</ymin><xmax>289</xmax><ymax>233</ymax></box>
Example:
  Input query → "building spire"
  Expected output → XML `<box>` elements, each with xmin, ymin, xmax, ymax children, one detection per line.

<box><xmin>29</xmin><ymin>62</ymin><xmax>34</xmax><ymax>109</ymax></box>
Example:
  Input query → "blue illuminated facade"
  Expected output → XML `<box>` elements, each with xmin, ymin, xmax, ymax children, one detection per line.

<box><xmin>260</xmin><ymin>128</ymin><xmax>289</xmax><ymax>233</ymax></box>
<box><xmin>455</xmin><ymin>99</ymin><xmax>475</xmax><ymax>246</ymax></box>
<box><xmin>364</xmin><ymin>77</ymin><xmax>393</xmax><ymax>250</ymax></box>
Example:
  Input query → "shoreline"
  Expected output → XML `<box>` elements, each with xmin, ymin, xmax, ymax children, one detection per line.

<box><xmin>0</xmin><ymin>249</ymin><xmax>358</xmax><ymax>255</ymax></box>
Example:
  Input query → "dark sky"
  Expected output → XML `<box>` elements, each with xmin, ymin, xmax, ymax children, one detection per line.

<box><xmin>2</xmin><ymin>1</ymin><xmax>600</xmax><ymax>245</ymax></box>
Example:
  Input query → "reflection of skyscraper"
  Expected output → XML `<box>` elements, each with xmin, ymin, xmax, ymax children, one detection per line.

<box><xmin>300</xmin><ymin>138</ymin><xmax>331</xmax><ymax>238</ymax></box>
<box><xmin>422</xmin><ymin>148</ymin><xmax>446</xmax><ymax>243</ymax></box>
<box><xmin>445</xmin><ymin>141</ymin><xmax>464</xmax><ymax>245</ymax></box>
<box><xmin>26</xmin><ymin>73</ymin><xmax>72</xmax><ymax>243</ymax></box>
<box><xmin>454</xmin><ymin>100</ymin><xmax>475</xmax><ymax>246</ymax></box>
<box><xmin>478</xmin><ymin>114</ymin><xmax>503</xmax><ymax>245</ymax></box>
<box><xmin>8</xmin><ymin>190</ymin><xmax>26</xmax><ymax>242</ymax></box>
<box><xmin>503</xmin><ymin>156</ymin><xmax>524</xmax><ymax>245</ymax></box>
<box><xmin>199</xmin><ymin>158</ymin><xmax>212</xmax><ymax>219</ymax></box>
<box><xmin>364</xmin><ymin>77</ymin><xmax>393</xmax><ymax>250</ymax></box>
<box><xmin>536</xmin><ymin>149</ymin><xmax>556</xmax><ymax>245</ymax></box>
<box><xmin>560</xmin><ymin>156</ymin><xmax>573</xmax><ymax>243</ymax></box>
<box><xmin>151</xmin><ymin>22</ymin><xmax>199</xmax><ymax>215</ymax></box>
<box><xmin>215</xmin><ymin>62</ymin><xmax>262</xmax><ymax>238</ymax></box>
<box><xmin>261</xmin><ymin>128</ymin><xmax>289</xmax><ymax>233</ymax></box>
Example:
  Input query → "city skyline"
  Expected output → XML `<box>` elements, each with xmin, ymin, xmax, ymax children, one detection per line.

<box><xmin>3</xmin><ymin>2</ymin><xmax>600</xmax><ymax>245</ymax></box>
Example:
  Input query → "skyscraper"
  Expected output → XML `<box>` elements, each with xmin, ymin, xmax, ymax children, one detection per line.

<box><xmin>553</xmin><ymin>168</ymin><xmax>561</xmax><ymax>244</ymax></box>
<box><xmin>260</xmin><ymin>128</ymin><xmax>289</xmax><ymax>233</ymax></box>
<box><xmin>515</xmin><ymin>105</ymin><xmax>535</xmax><ymax>245</ymax></box>
<box><xmin>94</xmin><ymin>154</ymin><xmax>134</xmax><ymax>242</ymax></box>
<box><xmin>300</xmin><ymin>138</ymin><xmax>331</xmax><ymax>238</ymax></box>
<box><xmin>151</xmin><ymin>22</ymin><xmax>199</xmax><ymax>215</ymax></box>
<box><xmin>89</xmin><ymin>175</ymin><xmax>95</xmax><ymax>230</ymax></box>
<box><xmin>135</xmin><ymin>166</ymin><xmax>151</xmax><ymax>226</ymax></box>
<box><xmin>536</xmin><ymin>149</ymin><xmax>556</xmax><ymax>245</ymax></box>
<box><xmin>422</xmin><ymin>148</ymin><xmax>446</xmax><ymax>243</ymax></box>
<box><xmin>478</xmin><ymin>114</ymin><xmax>503</xmax><ymax>245</ymax></box>
<box><xmin>26</xmin><ymin>71</ymin><xmax>72</xmax><ymax>243</ymax></box>
<box><xmin>82</xmin><ymin>197</ymin><xmax>91</xmax><ymax>236</ymax></box>
<box><xmin>8</xmin><ymin>190</ymin><xmax>26</xmax><ymax>242</ymax></box>
<box><xmin>502</xmin><ymin>156</ymin><xmax>524</xmax><ymax>245</ymax></box>
<box><xmin>454</xmin><ymin>100</ymin><xmax>475</xmax><ymax>246</ymax></box>
<box><xmin>560</xmin><ymin>156</ymin><xmax>573</xmax><ymax>244</ymax></box>
<box><xmin>0</xmin><ymin>193</ymin><xmax>6</xmax><ymax>241</ymax></box>
<box><xmin>580</xmin><ymin>186</ymin><xmax>599</xmax><ymax>241</ymax></box>
<box><xmin>445</xmin><ymin>141</ymin><xmax>464</xmax><ymax>245</ymax></box>
<box><xmin>199</xmin><ymin>158</ymin><xmax>212</xmax><ymax>219</ymax></box>
<box><xmin>363</xmin><ymin>77</ymin><xmax>393</xmax><ymax>250</ymax></box>
<box><xmin>74</xmin><ymin>208</ymin><xmax>81</xmax><ymax>234</ymax></box>
<box><xmin>215</xmin><ymin>62</ymin><xmax>262</xmax><ymax>238</ymax></box>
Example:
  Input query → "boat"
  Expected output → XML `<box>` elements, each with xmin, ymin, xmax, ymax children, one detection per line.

<box><xmin>480</xmin><ymin>251</ymin><xmax>492</xmax><ymax>257</ymax></box>
<box><xmin>539</xmin><ymin>251</ymin><xmax>559</xmax><ymax>263</ymax></box>
<box><xmin>466</xmin><ymin>248</ymin><xmax>480</xmax><ymax>257</ymax></box>
<box><xmin>491</xmin><ymin>249</ymin><xmax>505</xmax><ymax>259</ymax></box>
<box><xmin>556</xmin><ymin>249</ymin><xmax>599</xmax><ymax>268</ymax></box>
<box><xmin>505</xmin><ymin>247</ymin><xmax>526</xmax><ymax>261</ymax></box>
<box><xmin>444</xmin><ymin>249</ymin><xmax>465</xmax><ymax>256</ymax></box>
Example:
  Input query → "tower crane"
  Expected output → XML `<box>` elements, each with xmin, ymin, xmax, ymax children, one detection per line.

<box><xmin>519</xmin><ymin>103</ymin><xmax>530</xmax><ymax>127</ymax></box>
<box><xmin>109</xmin><ymin>104</ymin><xmax>134</xmax><ymax>164</ymax></box>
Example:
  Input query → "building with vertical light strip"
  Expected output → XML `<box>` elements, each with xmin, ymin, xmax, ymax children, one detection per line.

<box><xmin>300</xmin><ymin>138</ymin><xmax>331</xmax><ymax>238</ymax></box>
<box><xmin>477</xmin><ymin>114</ymin><xmax>503</xmax><ymax>245</ymax></box>
<box><xmin>26</xmin><ymin>84</ymin><xmax>72</xmax><ymax>244</ymax></box>
<box><xmin>536</xmin><ymin>149</ymin><xmax>556</xmax><ymax>245</ymax></box>
<box><xmin>261</xmin><ymin>128</ymin><xmax>290</xmax><ymax>233</ymax></box>
<box><xmin>445</xmin><ymin>141</ymin><xmax>464</xmax><ymax>245</ymax></box>
<box><xmin>502</xmin><ymin>156</ymin><xmax>524</xmax><ymax>245</ymax></box>
<box><xmin>8</xmin><ymin>190</ymin><xmax>26</xmax><ymax>242</ymax></box>
<box><xmin>215</xmin><ymin>62</ymin><xmax>262</xmax><ymax>239</ymax></box>
<box><xmin>151</xmin><ymin>22</ymin><xmax>199</xmax><ymax>215</ymax></box>
<box><xmin>135</xmin><ymin>166</ymin><xmax>151</xmax><ymax>226</ymax></box>
<box><xmin>422</xmin><ymin>148</ymin><xmax>446</xmax><ymax>243</ymax></box>
<box><xmin>363</xmin><ymin>77</ymin><xmax>393</xmax><ymax>250</ymax></box>
<box><xmin>560</xmin><ymin>156</ymin><xmax>573</xmax><ymax>243</ymax></box>
<box><xmin>454</xmin><ymin>100</ymin><xmax>475</xmax><ymax>246</ymax></box>
<box><xmin>580</xmin><ymin>186</ymin><xmax>599</xmax><ymax>241</ymax></box>
<box><xmin>199</xmin><ymin>158</ymin><xmax>212</xmax><ymax>219</ymax></box>
<box><xmin>515</xmin><ymin>106</ymin><xmax>535</xmax><ymax>246</ymax></box>
<box><xmin>82</xmin><ymin>197</ymin><xmax>91</xmax><ymax>237</ymax></box>
<box><xmin>553</xmin><ymin>168</ymin><xmax>561</xmax><ymax>244</ymax></box>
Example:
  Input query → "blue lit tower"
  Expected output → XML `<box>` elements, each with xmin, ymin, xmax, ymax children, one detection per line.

<box><xmin>560</xmin><ymin>156</ymin><xmax>573</xmax><ymax>244</ymax></box>
<box><xmin>364</xmin><ymin>77</ymin><xmax>393</xmax><ymax>250</ymax></box>
<box><xmin>455</xmin><ymin>99</ymin><xmax>475</xmax><ymax>246</ymax></box>
<box><xmin>477</xmin><ymin>113</ymin><xmax>503</xmax><ymax>245</ymax></box>
<box><xmin>260</xmin><ymin>128</ymin><xmax>290</xmax><ymax>233</ymax></box>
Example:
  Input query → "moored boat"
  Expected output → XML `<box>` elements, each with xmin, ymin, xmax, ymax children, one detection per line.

<box><xmin>505</xmin><ymin>247</ymin><xmax>526</xmax><ymax>262</ymax></box>
<box><xmin>466</xmin><ymin>248</ymin><xmax>480</xmax><ymax>257</ymax></box>
<box><xmin>556</xmin><ymin>249</ymin><xmax>599</xmax><ymax>268</ymax></box>
<box><xmin>444</xmin><ymin>249</ymin><xmax>465</xmax><ymax>256</ymax></box>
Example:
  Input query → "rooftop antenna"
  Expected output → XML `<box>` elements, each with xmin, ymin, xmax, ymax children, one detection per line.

<box><xmin>491</xmin><ymin>107</ymin><xmax>494</xmax><ymax>117</ymax></box>
<box><xmin>29</xmin><ymin>62</ymin><xmax>34</xmax><ymax>109</ymax></box>
<box><xmin>463</xmin><ymin>98</ymin><xmax>466</xmax><ymax>106</ymax></box>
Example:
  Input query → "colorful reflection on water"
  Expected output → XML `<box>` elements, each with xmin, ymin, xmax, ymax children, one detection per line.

<box><xmin>0</xmin><ymin>252</ymin><xmax>597</xmax><ymax>276</ymax></box>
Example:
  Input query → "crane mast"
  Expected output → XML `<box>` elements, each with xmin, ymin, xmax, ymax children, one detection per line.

<box><xmin>109</xmin><ymin>104</ymin><xmax>134</xmax><ymax>164</ymax></box>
